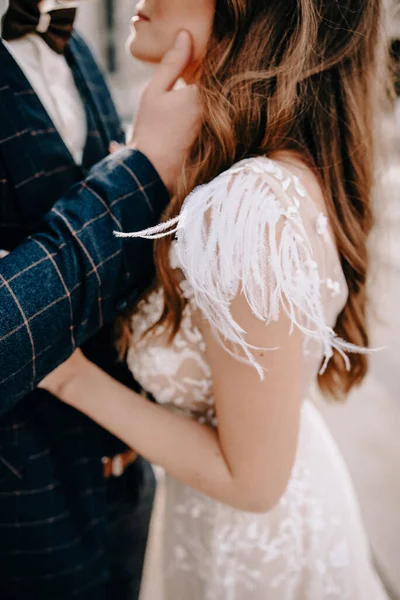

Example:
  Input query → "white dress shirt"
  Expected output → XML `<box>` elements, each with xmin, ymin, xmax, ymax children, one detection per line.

<box><xmin>4</xmin><ymin>34</ymin><xmax>87</xmax><ymax>164</ymax></box>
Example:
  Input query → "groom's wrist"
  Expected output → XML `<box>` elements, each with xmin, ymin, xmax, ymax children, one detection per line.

<box><xmin>128</xmin><ymin>140</ymin><xmax>175</xmax><ymax>195</ymax></box>
<box><xmin>103</xmin><ymin>146</ymin><xmax>170</xmax><ymax>225</ymax></box>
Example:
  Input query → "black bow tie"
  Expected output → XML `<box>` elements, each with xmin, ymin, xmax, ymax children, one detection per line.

<box><xmin>2</xmin><ymin>0</ymin><xmax>77</xmax><ymax>54</ymax></box>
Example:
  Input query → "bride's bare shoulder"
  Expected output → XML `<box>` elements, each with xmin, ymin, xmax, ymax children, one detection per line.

<box><xmin>265</xmin><ymin>151</ymin><xmax>326</xmax><ymax>212</ymax></box>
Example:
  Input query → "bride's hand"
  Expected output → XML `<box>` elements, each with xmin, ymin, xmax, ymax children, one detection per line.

<box><xmin>38</xmin><ymin>349</ymin><xmax>90</xmax><ymax>400</ymax></box>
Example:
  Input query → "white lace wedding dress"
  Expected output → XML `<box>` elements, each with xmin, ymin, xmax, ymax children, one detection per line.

<box><xmin>126</xmin><ymin>157</ymin><xmax>387</xmax><ymax>599</ymax></box>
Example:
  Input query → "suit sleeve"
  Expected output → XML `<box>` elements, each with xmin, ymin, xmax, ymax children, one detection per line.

<box><xmin>0</xmin><ymin>148</ymin><xmax>168</xmax><ymax>412</ymax></box>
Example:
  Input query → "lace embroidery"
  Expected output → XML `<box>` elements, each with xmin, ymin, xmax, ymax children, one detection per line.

<box><xmin>129</xmin><ymin>273</ymin><xmax>216</xmax><ymax>427</ymax></box>
<box><xmin>165</xmin><ymin>457</ymin><xmax>352</xmax><ymax>598</ymax></box>
<box><xmin>316</xmin><ymin>212</ymin><xmax>329</xmax><ymax>237</ymax></box>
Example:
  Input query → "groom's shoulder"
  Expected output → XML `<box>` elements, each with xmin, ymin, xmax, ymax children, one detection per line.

<box><xmin>68</xmin><ymin>30</ymin><xmax>101</xmax><ymax>68</ymax></box>
<box><xmin>69</xmin><ymin>30</ymin><xmax>93</xmax><ymax>54</ymax></box>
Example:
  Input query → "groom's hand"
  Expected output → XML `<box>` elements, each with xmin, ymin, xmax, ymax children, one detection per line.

<box><xmin>130</xmin><ymin>31</ymin><xmax>201</xmax><ymax>193</ymax></box>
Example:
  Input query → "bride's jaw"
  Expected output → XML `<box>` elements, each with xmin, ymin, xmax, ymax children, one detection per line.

<box><xmin>127</xmin><ymin>0</ymin><xmax>214</xmax><ymax>72</ymax></box>
<box><xmin>128</xmin><ymin>31</ymin><xmax>207</xmax><ymax>87</ymax></box>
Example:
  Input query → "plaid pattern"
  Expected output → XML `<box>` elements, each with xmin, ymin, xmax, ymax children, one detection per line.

<box><xmin>0</xmin><ymin>33</ymin><xmax>168</xmax><ymax>598</ymax></box>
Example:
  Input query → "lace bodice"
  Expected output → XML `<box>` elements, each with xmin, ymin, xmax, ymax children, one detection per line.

<box><xmin>128</xmin><ymin>272</ymin><xmax>217</xmax><ymax>427</ymax></box>
<box><xmin>126</xmin><ymin>157</ymin><xmax>353</xmax><ymax>423</ymax></box>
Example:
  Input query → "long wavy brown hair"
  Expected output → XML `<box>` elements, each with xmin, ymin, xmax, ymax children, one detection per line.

<box><xmin>118</xmin><ymin>0</ymin><xmax>393</xmax><ymax>399</ymax></box>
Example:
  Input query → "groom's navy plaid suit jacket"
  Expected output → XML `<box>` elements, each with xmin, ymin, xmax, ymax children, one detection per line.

<box><xmin>0</xmin><ymin>33</ymin><xmax>168</xmax><ymax>598</ymax></box>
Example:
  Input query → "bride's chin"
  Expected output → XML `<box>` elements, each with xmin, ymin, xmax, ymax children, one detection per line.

<box><xmin>126</xmin><ymin>34</ymin><xmax>161</xmax><ymax>65</ymax></box>
<box><xmin>125</xmin><ymin>35</ymin><xmax>201</xmax><ymax>84</ymax></box>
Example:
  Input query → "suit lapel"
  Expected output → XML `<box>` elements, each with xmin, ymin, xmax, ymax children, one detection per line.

<box><xmin>0</xmin><ymin>34</ymin><xmax>123</xmax><ymax>230</ymax></box>
<box><xmin>66</xmin><ymin>32</ymin><xmax>125</xmax><ymax>167</ymax></box>
<box><xmin>0</xmin><ymin>40</ymin><xmax>83</xmax><ymax>225</ymax></box>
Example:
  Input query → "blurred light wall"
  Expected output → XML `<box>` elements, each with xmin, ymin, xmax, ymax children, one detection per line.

<box><xmin>76</xmin><ymin>0</ymin><xmax>151</xmax><ymax>121</ymax></box>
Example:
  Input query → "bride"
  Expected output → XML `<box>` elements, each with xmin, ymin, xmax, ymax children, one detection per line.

<box><xmin>40</xmin><ymin>0</ymin><xmax>391</xmax><ymax>598</ymax></box>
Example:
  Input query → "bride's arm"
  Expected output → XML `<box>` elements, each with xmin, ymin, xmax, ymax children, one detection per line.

<box><xmin>44</xmin><ymin>163</ymin><xmax>339</xmax><ymax>513</ymax></box>
<box><xmin>42</xmin><ymin>300</ymin><xmax>302</xmax><ymax>514</ymax></box>
<box><xmin>41</xmin><ymin>163</ymin><xmax>323</xmax><ymax>513</ymax></box>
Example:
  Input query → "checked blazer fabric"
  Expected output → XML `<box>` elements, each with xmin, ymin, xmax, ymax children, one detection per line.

<box><xmin>0</xmin><ymin>32</ymin><xmax>168</xmax><ymax>598</ymax></box>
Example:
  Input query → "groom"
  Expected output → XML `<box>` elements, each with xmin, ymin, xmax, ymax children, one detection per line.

<box><xmin>0</xmin><ymin>1</ymin><xmax>199</xmax><ymax>598</ymax></box>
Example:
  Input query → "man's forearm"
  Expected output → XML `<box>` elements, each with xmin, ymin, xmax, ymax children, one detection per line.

<box><xmin>0</xmin><ymin>148</ymin><xmax>168</xmax><ymax>411</ymax></box>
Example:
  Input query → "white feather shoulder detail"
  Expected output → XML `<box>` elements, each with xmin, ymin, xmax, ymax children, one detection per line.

<box><xmin>116</xmin><ymin>157</ymin><xmax>370</xmax><ymax>379</ymax></box>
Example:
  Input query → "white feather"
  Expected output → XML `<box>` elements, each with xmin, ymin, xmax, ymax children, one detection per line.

<box><xmin>116</xmin><ymin>157</ymin><xmax>375</xmax><ymax>379</ymax></box>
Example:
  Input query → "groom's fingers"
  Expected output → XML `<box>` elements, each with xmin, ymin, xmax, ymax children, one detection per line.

<box><xmin>150</xmin><ymin>31</ymin><xmax>193</xmax><ymax>93</ymax></box>
<box><xmin>109</xmin><ymin>141</ymin><xmax>124</xmax><ymax>154</ymax></box>
<box><xmin>130</xmin><ymin>30</ymin><xmax>201</xmax><ymax>191</ymax></box>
